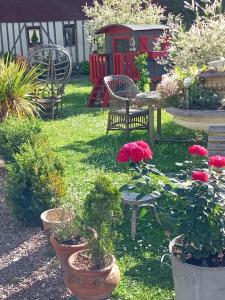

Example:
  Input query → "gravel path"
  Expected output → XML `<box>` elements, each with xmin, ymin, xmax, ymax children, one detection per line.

<box><xmin>0</xmin><ymin>160</ymin><xmax>73</xmax><ymax>300</ymax></box>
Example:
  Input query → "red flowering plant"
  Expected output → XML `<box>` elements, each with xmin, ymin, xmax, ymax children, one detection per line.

<box><xmin>159</xmin><ymin>145</ymin><xmax>225</xmax><ymax>267</ymax></box>
<box><xmin>117</xmin><ymin>141</ymin><xmax>161</xmax><ymax>200</ymax></box>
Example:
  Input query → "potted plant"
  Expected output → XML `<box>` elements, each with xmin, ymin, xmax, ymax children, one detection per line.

<box><xmin>155</xmin><ymin>145</ymin><xmax>225</xmax><ymax>300</ymax></box>
<box><xmin>157</xmin><ymin>67</ymin><xmax>225</xmax><ymax>132</ymax></box>
<box><xmin>65</xmin><ymin>176</ymin><xmax>122</xmax><ymax>300</ymax></box>
<box><xmin>199</xmin><ymin>58</ymin><xmax>225</xmax><ymax>90</ymax></box>
<box><xmin>49</xmin><ymin>203</ymin><xmax>96</xmax><ymax>272</ymax></box>
<box><xmin>40</xmin><ymin>207</ymin><xmax>73</xmax><ymax>233</ymax></box>
<box><xmin>156</xmin><ymin>1</ymin><xmax>225</xmax><ymax>132</ymax></box>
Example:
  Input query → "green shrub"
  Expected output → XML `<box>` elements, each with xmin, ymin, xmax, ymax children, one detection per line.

<box><xmin>0</xmin><ymin>118</ymin><xmax>41</xmax><ymax>161</ymax></box>
<box><xmin>0</xmin><ymin>58</ymin><xmax>41</xmax><ymax>122</ymax></box>
<box><xmin>83</xmin><ymin>176</ymin><xmax>122</xmax><ymax>268</ymax></box>
<box><xmin>78</xmin><ymin>61</ymin><xmax>90</xmax><ymax>75</ymax></box>
<box><xmin>6</xmin><ymin>137</ymin><xmax>65</xmax><ymax>225</ymax></box>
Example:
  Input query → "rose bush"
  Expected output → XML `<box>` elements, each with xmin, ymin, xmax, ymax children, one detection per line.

<box><xmin>117</xmin><ymin>141</ymin><xmax>225</xmax><ymax>266</ymax></box>
<box><xmin>156</xmin><ymin>145</ymin><xmax>225</xmax><ymax>267</ymax></box>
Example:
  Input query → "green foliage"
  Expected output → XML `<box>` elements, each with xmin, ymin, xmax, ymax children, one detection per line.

<box><xmin>0</xmin><ymin>58</ymin><xmax>41</xmax><ymax>122</ymax></box>
<box><xmin>83</xmin><ymin>0</ymin><xmax>165</xmax><ymax>51</ymax></box>
<box><xmin>135</xmin><ymin>53</ymin><xmax>150</xmax><ymax>92</ymax></box>
<box><xmin>31</xmin><ymin>30</ymin><xmax>38</xmax><ymax>44</ymax></box>
<box><xmin>83</xmin><ymin>175</ymin><xmax>122</xmax><ymax>268</ymax></box>
<box><xmin>78</xmin><ymin>61</ymin><xmax>90</xmax><ymax>75</ymax></box>
<box><xmin>0</xmin><ymin>118</ymin><xmax>41</xmax><ymax>161</ymax></box>
<box><xmin>6</xmin><ymin>137</ymin><xmax>65</xmax><ymax>225</ymax></box>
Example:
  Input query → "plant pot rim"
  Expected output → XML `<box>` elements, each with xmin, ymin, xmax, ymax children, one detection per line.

<box><xmin>199</xmin><ymin>71</ymin><xmax>225</xmax><ymax>78</ymax></box>
<box><xmin>68</xmin><ymin>250</ymin><xmax>116</xmax><ymax>275</ymax></box>
<box><xmin>170</xmin><ymin>235</ymin><xmax>225</xmax><ymax>271</ymax></box>
<box><xmin>40</xmin><ymin>207</ymin><xmax>72</xmax><ymax>224</ymax></box>
<box><xmin>50</xmin><ymin>234</ymin><xmax>88</xmax><ymax>250</ymax></box>
<box><xmin>166</xmin><ymin>107</ymin><xmax>225</xmax><ymax>117</ymax></box>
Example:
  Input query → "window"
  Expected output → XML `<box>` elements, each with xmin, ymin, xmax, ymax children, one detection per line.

<box><xmin>63</xmin><ymin>24</ymin><xmax>76</xmax><ymax>46</ymax></box>
<box><xmin>26</xmin><ymin>26</ymin><xmax>42</xmax><ymax>47</ymax></box>
<box><xmin>114</xmin><ymin>39</ymin><xmax>130</xmax><ymax>53</ymax></box>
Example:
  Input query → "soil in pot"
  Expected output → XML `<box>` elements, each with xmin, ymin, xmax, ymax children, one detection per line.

<box><xmin>172</xmin><ymin>242</ymin><xmax>225</xmax><ymax>268</ymax></box>
<box><xmin>65</xmin><ymin>250</ymin><xmax>120</xmax><ymax>300</ymax></box>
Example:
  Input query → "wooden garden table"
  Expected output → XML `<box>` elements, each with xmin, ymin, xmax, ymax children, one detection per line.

<box><xmin>136</xmin><ymin>91</ymin><xmax>161</xmax><ymax>147</ymax></box>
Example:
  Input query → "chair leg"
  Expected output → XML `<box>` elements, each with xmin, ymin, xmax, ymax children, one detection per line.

<box><xmin>106</xmin><ymin>114</ymin><xmax>111</xmax><ymax>134</ymax></box>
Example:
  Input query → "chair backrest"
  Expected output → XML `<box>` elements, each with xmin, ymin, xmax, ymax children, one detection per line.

<box><xmin>104</xmin><ymin>75</ymin><xmax>138</xmax><ymax>99</ymax></box>
<box><xmin>28</xmin><ymin>44</ymin><xmax>72</xmax><ymax>97</ymax></box>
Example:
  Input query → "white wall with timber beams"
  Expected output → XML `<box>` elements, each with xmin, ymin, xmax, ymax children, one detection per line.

<box><xmin>0</xmin><ymin>20</ymin><xmax>90</xmax><ymax>65</ymax></box>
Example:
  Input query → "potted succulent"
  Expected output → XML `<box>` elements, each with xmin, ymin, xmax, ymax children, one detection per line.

<box><xmin>156</xmin><ymin>145</ymin><xmax>225</xmax><ymax>300</ymax></box>
<box><xmin>65</xmin><ymin>176</ymin><xmax>122</xmax><ymax>300</ymax></box>
<box><xmin>157</xmin><ymin>66</ymin><xmax>225</xmax><ymax>132</ymax></box>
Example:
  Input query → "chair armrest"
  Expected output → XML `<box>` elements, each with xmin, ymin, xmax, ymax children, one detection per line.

<box><xmin>110</xmin><ymin>94</ymin><xmax>130</xmax><ymax>103</ymax></box>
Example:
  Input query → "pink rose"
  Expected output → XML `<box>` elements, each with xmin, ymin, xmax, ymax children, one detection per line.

<box><xmin>192</xmin><ymin>171</ymin><xmax>209</xmax><ymax>182</ymax></box>
<box><xmin>188</xmin><ymin>145</ymin><xmax>208</xmax><ymax>157</ymax></box>
<box><xmin>208</xmin><ymin>155</ymin><xmax>225</xmax><ymax>169</ymax></box>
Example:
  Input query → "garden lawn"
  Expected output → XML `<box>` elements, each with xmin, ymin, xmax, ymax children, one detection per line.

<box><xmin>41</xmin><ymin>78</ymin><xmax>205</xmax><ymax>300</ymax></box>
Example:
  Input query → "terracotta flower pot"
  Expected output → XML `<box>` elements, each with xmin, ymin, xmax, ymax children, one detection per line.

<box><xmin>65</xmin><ymin>250</ymin><xmax>120</xmax><ymax>300</ymax></box>
<box><xmin>50</xmin><ymin>235</ymin><xmax>88</xmax><ymax>271</ymax></box>
<box><xmin>40</xmin><ymin>207</ymin><xmax>73</xmax><ymax>233</ymax></box>
<box><xmin>50</xmin><ymin>228</ymin><xmax>97</xmax><ymax>271</ymax></box>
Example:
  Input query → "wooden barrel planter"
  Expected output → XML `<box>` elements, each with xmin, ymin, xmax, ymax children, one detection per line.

<box><xmin>199</xmin><ymin>72</ymin><xmax>225</xmax><ymax>90</ymax></box>
<box><xmin>166</xmin><ymin>107</ymin><xmax>225</xmax><ymax>132</ymax></box>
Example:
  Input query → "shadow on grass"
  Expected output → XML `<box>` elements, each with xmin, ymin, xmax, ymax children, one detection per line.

<box><xmin>113</xmin><ymin>212</ymin><xmax>174</xmax><ymax>291</ymax></box>
<box><xmin>57</xmin><ymin>119</ymin><xmax>204</xmax><ymax>173</ymax></box>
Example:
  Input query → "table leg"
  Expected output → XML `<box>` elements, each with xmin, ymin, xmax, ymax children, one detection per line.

<box><xmin>148</xmin><ymin>106</ymin><xmax>154</xmax><ymax>147</ymax></box>
<box><xmin>131</xmin><ymin>206</ymin><xmax>138</xmax><ymax>240</ymax></box>
<box><xmin>157</xmin><ymin>109</ymin><xmax>161</xmax><ymax>137</ymax></box>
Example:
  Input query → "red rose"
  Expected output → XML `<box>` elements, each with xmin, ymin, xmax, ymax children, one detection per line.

<box><xmin>142</xmin><ymin>147</ymin><xmax>153</xmax><ymax>160</ymax></box>
<box><xmin>192</xmin><ymin>171</ymin><xmax>209</xmax><ymax>182</ymax></box>
<box><xmin>117</xmin><ymin>142</ymin><xmax>138</xmax><ymax>163</ymax></box>
<box><xmin>130</xmin><ymin>144</ymin><xmax>145</xmax><ymax>163</ymax></box>
<box><xmin>117</xmin><ymin>147</ymin><xmax>130</xmax><ymax>163</ymax></box>
<box><xmin>136</xmin><ymin>141</ymin><xmax>149</xmax><ymax>149</ymax></box>
<box><xmin>188</xmin><ymin>145</ymin><xmax>208</xmax><ymax>157</ymax></box>
<box><xmin>208</xmin><ymin>155</ymin><xmax>225</xmax><ymax>168</ymax></box>
<box><xmin>117</xmin><ymin>141</ymin><xmax>153</xmax><ymax>163</ymax></box>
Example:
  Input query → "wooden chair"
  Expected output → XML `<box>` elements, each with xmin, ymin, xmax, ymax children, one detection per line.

<box><xmin>104</xmin><ymin>75</ymin><xmax>149</xmax><ymax>136</ymax></box>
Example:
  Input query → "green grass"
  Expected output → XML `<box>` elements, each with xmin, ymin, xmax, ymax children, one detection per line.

<box><xmin>40</xmin><ymin>78</ymin><xmax>206</xmax><ymax>299</ymax></box>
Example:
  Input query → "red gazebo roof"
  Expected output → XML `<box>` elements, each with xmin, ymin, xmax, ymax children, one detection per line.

<box><xmin>0</xmin><ymin>0</ymin><xmax>93</xmax><ymax>22</ymax></box>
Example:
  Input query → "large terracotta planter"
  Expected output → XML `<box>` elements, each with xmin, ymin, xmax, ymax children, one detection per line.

<box><xmin>166</xmin><ymin>107</ymin><xmax>225</xmax><ymax>131</ymax></box>
<box><xmin>169</xmin><ymin>236</ymin><xmax>225</xmax><ymax>300</ymax></box>
<box><xmin>66</xmin><ymin>251</ymin><xmax>120</xmax><ymax>300</ymax></box>
<box><xmin>40</xmin><ymin>207</ymin><xmax>72</xmax><ymax>233</ymax></box>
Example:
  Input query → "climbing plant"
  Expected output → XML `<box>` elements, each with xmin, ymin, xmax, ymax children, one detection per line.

<box><xmin>135</xmin><ymin>53</ymin><xmax>150</xmax><ymax>92</ymax></box>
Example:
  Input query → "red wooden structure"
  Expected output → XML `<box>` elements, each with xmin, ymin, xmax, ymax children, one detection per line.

<box><xmin>88</xmin><ymin>24</ymin><xmax>169</xmax><ymax>107</ymax></box>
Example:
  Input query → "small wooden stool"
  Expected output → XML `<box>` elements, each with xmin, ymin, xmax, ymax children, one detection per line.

<box><xmin>122</xmin><ymin>191</ymin><xmax>160</xmax><ymax>239</ymax></box>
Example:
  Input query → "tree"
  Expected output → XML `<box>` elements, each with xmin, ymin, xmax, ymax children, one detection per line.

<box><xmin>83</xmin><ymin>0</ymin><xmax>165</xmax><ymax>51</ymax></box>
<box><xmin>31</xmin><ymin>30</ymin><xmax>38</xmax><ymax>45</ymax></box>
